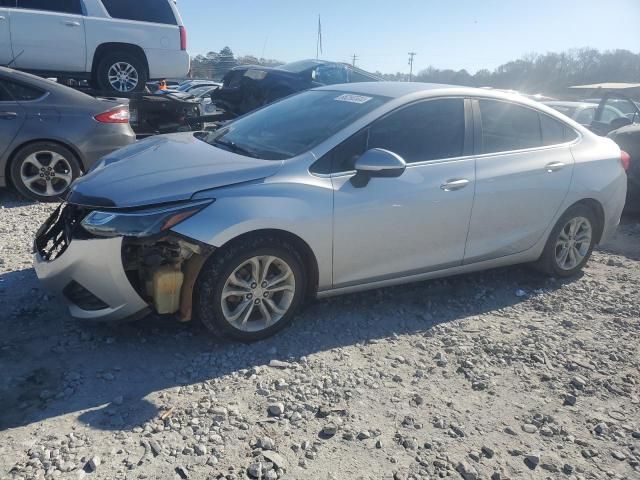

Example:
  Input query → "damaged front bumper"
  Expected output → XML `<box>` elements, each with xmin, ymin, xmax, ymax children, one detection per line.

<box><xmin>33</xmin><ymin>204</ymin><xmax>212</xmax><ymax>323</ymax></box>
<box><xmin>34</xmin><ymin>236</ymin><xmax>150</xmax><ymax>322</ymax></box>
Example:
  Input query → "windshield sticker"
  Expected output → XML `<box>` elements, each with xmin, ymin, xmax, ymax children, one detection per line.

<box><xmin>334</xmin><ymin>94</ymin><xmax>373</xmax><ymax>104</ymax></box>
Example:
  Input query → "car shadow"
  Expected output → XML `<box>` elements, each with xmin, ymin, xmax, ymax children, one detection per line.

<box><xmin>0</xmin><ymin>190</ymin><xmax>38</xmax><ymax>209</ymax></box>
<box><xmin>0</xmin><ymin>261</ymin><xmax>575</xmax><ymax>432</ymax></box>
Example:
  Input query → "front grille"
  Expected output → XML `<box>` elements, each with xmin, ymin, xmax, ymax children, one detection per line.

<box><xmin>63</xmin><ymin>281</ymin><xmax>109</xmax><ymax>311</ymax></box>
<box><xmin>34</xmin><ymin>204</ymin><xmax>91</xmax><ymax>261</ymax></box>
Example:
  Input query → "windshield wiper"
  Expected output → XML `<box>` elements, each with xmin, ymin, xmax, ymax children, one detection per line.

<box><xmin>213</xmin><ymin>138</ymin><xmax>258</xmax><ymax>158</ymax></box>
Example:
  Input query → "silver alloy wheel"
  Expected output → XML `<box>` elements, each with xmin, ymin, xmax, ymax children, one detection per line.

<box><xmin>555</xmin><ymin>216</ymin><xmax>592</xmax><ymax>270</ymax></box>
<box><xmin>20</xmin><ymin>151</ymin><xmax>74</xmax><ymax>197</ymax></box>
<box><xmin>107</xmin><ymin>62</ymin><xmax>139</xmax><ymax>92</ymax></box>
<box><xmin>221</xmin><ymin>255</ymin><xmax>296</xmax><ymax>332</ymax></box>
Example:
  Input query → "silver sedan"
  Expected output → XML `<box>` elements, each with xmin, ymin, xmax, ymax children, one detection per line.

<box><xmin>34</xmin><ymin>83</ymin><xmax>628</xmax><ymax>341</ymax></box>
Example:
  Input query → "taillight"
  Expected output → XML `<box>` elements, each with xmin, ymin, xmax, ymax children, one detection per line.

<box><xmin>179</xmin><ymin>26</ymin><xmax>187</xmax><ymax>51</ymax></box>
<box><xmin>94</xmin><ymin>107</ymin><xmax>130</xmax><ymax>124</ymax></box>
<box><xmin>620</xmin><ymin>150</ymin><xmax>631</xmax><ymax>172</ymax></box>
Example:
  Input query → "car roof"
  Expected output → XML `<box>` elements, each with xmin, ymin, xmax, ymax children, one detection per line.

<box><xmin>544</xmin><ymin>100</ymin><xmax>597</xmax><ymax>108</ymax></box>
<box><xmin>314</xmin><ymin>81</ymin><xmax>548</xmax><ymax>104</ymax></box>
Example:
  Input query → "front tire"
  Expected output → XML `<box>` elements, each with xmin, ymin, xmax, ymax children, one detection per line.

<box><xmin>535</xmin><ymin>204</ymin><xmax>598</xmax><ymax>277</ymax></box>
<box><xmin>194</xmin><ymin>236</ymin><xmax>306</xmax><ymax>342</ymax></box>
<box><xmin>96</xmin><ymin>52</ymin><xmax>148</xmax><ymax>94</ymax></box>
<box><xmin>9</xmin><ymin>142</ymin><xmax>81</xmax><ymax>202</ymax></box>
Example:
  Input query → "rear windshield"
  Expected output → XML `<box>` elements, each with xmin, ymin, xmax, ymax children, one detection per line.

<box><xmin>200</xmin><ymin>90</ymin><xmax>389</xmax><ymax>160</ymax></box>
<box><xmin>100</xmin><ymin>0</ymin><xmax>177</xmax><ymax>25</ymax></box>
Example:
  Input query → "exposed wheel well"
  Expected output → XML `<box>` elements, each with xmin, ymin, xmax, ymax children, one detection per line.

<box><xmin>4</xmin><ymin>139</ymin><xmax>84</xmax><ymax>188</ymax></box>
<box><xmin>92</xmin><ymin>43</ymin><xmax>149</xmax><ymax>81</ymax></box>
<box><xmin>570</xmin><ymin>198</ymin><xmax>605</xmax><ymax>243</ymax></box>
<box><xmin>217</xmin><ymin>229</ymin><xmax>319</xmax><ymax>300</ymax></box>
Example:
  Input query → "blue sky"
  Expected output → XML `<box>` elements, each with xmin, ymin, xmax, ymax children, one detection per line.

<box><xmin>178</xmin><ymin>0</ymin><xmax>640</xmax><ymax>74</ymax></box>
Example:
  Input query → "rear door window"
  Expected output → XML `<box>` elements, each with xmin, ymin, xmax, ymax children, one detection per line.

<box><xmin>16</xmin><ymin>0</ymin><xmax>82</xmax><ymax>14</ymax></box>
<box><xmin>100</xmin><ymin>0</ymin><xmax>177</xmax><ymax>25</ymax></box>
<box><xmin>0</xmin><ymin>80</ymin><xmax>45</xmax><ymax>101</ymax></box>
<box><xmin>479</xmin><ymin>100</ymin><xmax>542</xmax><ymax>153</ymax></box>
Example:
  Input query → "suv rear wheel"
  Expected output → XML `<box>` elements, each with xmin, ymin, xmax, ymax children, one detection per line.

<box><xmin>96</xmin><ymin>52</ymin><xmax>148</xmax><ymax>94</ymax></box>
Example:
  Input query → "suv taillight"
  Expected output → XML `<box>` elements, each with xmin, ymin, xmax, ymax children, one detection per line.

<box><xmin>620</xmin><ymin>150</ymin><xmax>631</xmax><ymax>172</ymax></box>
<box><xmin>95</xmin><ymin>107</ymin><xmax>130</xmax><ymax>124</ymax></box>
<box><xmin>179</xmin><ymin>26</ymin><xmax>187</xmax><ymax>51</ymax></box>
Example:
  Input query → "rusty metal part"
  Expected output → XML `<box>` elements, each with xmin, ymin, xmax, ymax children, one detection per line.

<box><xmin>178</xmin><ymin>253</ymin><xmax>208</xmax><ymax>322</ymax></box>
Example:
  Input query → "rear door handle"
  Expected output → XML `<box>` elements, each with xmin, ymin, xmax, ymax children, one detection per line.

<box><xmin>63</xmin><ymin>21</ymin><xmax>81</xmax><ymax>27</ymax></box>
<box><xmin>0</xmin><ymin>16</ymin><xmax>6</xmax><ymax>20</ymax></box>
<box><xmin>545</xmin><ymin>161</ymin><xmax>565</xmax><ymax>172</ymax></box>
<box><xmin>0</xmin><ymin>111</ymin><xmax>17</xmax><ymax>120</ymax></box>
<box><xmin>441</xmin><ymin>178</ymin><xmax>470</xmax><ymax>191</ymax></box>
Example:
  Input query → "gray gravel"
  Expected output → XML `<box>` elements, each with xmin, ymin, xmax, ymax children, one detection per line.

<box><xmin>1</xmin><ymin>189</ymin><xmax>639</xmax><ymax>480</ymax></box>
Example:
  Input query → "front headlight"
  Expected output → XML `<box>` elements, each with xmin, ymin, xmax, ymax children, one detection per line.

<box><xmin>81</xmin><ymin>200</ymin><xmax>213</xmax><ymax>238</ymax></box>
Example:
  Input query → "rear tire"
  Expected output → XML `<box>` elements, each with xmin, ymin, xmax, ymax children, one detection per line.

<box><xmin>534</xmin><ymin>204</ymin><xmax>598</xmax><ymax>277</ymax></box>
<box><xmin>9</xmin><ymin>142</ymin><xmax>81</xmax><ymax>202</ymax></box>
<box><xmin>96</xmin><ymin>51</ymin><xmax>148</xmax><ymax>94</ymax></box>
<box><xmin>194</xmin><ymin>236</ymin><xmax>306</xmax><ymax>342</ymax></box>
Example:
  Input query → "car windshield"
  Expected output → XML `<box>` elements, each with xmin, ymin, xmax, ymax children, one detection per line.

<box><xmin>200</xmin><ymin>90</ymin><xmax>388</xmax><ymax>160</ymax></box>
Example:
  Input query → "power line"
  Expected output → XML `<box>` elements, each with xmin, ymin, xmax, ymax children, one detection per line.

<box><xmin>408</xmin><ymin>52</ymin><xmax>417</xmax><ymax>81</ymax></box>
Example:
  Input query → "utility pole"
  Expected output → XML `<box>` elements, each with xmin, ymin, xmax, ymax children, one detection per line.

<box><xmin>351</xmin><ymin>54</ymin><xmax>358</xmax><ymax>67</ymax></box>
<box><xmin>408</xmin><ymin>52</ymin><xmax>417</xmax><ymax>81</ymax></box>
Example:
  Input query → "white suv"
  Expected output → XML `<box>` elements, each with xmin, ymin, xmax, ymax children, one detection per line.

<box><xmin>0</xmin><ymin>0</ymin><xmax>190</xmax><ymax>93</ymax></box>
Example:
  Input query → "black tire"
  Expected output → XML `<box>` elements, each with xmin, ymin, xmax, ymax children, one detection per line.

<box><xmin>9</xmin><ymin>142</ymin><xmax>82</xmax><ymax>202</ymax></box>
<box><xmin>194</xmin><ymin>235</ymin><xmax>307</xmax><ymax>342</ymax></box>
<box><xmin>534</xmin><ymin>204</ymin><xmax>598</xmax><ymax>277</ymax></box>
<box><xmin>96</xmin><ymin>51</ymin><xmax>148</xmax><ymax>94</ymax></box>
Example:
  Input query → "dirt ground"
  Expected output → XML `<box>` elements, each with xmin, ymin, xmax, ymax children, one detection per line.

<box><xmin>0</xmin><ymin>190</ymin><xmax>638</xmax><ymax>480</ymax></box>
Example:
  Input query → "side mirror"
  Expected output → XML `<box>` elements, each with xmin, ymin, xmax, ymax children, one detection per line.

<box><xmin>351</xmin><ymin>149</ymin><xmax>406</xmax><ymax>188</ymax></box>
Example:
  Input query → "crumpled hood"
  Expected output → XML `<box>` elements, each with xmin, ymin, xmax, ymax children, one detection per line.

<box><xmin>67</xmin><ymin>133</ymin><xmax>283</xmax><ymax>208</ymax></box>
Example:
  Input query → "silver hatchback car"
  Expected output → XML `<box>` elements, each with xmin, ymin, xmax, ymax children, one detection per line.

<box><xmin>34</xmin><ymin>83</ymin><xmax>627</xmax><ymax>341</ymax></box>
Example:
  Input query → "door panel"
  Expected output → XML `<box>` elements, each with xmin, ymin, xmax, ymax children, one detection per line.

<box><xmin>0</xmin><ymin>97</ymin><xmax>26</xmax><ymax>159</ymax></box>
<box><xmin>332</xmin><ymin>158</ymin><xmax>475</xmax><ymax>287</ymax></box>
<box><xmin>464</xmin><ymin>147</ymin><xmax>573</xmax><ymax>263</ymax></box>
<box><xmin>0</xmin><ymin>7</ymin><xmax>13</xmax><ymax>65</ymax></box>
<box><xmin>10</xmin><ymin>7</ymin><xmax>85</xmax><ymax>71</ymax></box>
<box><xmin>0</xmin><ymin>8</ymin><xmax>11</xmax><ymax>64</ymax></box>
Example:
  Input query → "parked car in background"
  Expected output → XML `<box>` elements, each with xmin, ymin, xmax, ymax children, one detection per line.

<box><xmin>0</xmin><ymin>0</ymin><xmax>189</xmax><ymax>94</ymax></box>
<box><xmin>0</xmin><ymin>67</ymin><xmax>135</xmax><ymax>201</ymax></box>
<box><xmin>547</xmin><ymin>95</ymin><xmax>639</xmax><ymax>209</ymax></box>
<box><xmin>34</xmin><ymin>83</ymin><xmax>627</xmax><ymax>341</ymax></box>
<box><xmin>544</xmin><ymin>101</ymin><xmax>625</xmax><ymax>127</ymax></box>
<box><xmin>210</xmin><ymin>59</ymin><xmax>381</xmax><ymax>117</ymax></box>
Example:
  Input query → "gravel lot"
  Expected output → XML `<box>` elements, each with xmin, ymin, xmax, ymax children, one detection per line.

<box><xmin>0</xmin><ymin>189</ymin><xmax>639</xmax><ymax>480</ymax></box>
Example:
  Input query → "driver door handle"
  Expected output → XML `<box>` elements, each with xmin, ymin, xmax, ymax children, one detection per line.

<box><xmin>0</xmin><ymin>16</ymin><xmax>6</xmax><ymax>20</ymax></box>
<box><xmin>545</xmin><ymin>161</ymin><xmax>565</xmax><ymax>172</ymax></box>
<box><xmin>441</xmin><ymin>178</ymin><xmax>470</xmax><ymax>191</ymax></box>
<box><xmin>0</xmin><ymin>111</ymin><xmax>17</xmax><ymax>120</ymax></box>
<box><xmin>63</xmin><ymin>21</ymin><xmax>81</xmax><ymax>27</ymax></box>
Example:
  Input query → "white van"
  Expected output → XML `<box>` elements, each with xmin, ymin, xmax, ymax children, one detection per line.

<box><xmin>0</xmin><ymin>0</ymin><xmax>190</xmax><ymax>93</ymax></box>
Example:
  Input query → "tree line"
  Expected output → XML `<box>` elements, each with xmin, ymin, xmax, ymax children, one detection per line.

<box><xmin>191</xmin><ymin>47</ymin><xmax>640</xmax><ymax>96</ymax></box>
